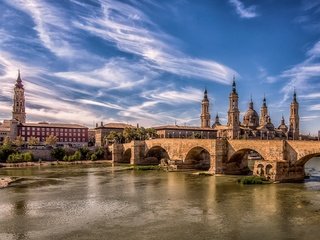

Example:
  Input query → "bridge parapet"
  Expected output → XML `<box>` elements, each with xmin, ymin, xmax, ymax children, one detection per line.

<box><xmin>285</xmin><ymin>141</ymin><xmax>320</xmax><ymax>165</ymax></box>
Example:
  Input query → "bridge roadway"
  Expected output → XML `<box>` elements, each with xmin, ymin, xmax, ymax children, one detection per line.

<box><xmin>112</xmin><ymin>139</ymin><xmax>320</xmax><ymax>182</ymax></box>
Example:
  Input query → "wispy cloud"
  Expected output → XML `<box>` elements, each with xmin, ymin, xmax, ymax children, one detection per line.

<box><xmin>141</xmin><ymin>87</ymin><xmax>203</xmax><ymax>104</ymax></box>
<box><xmin>228</xmin><ymin>0</ymin><xmax>258</xmax><ymax>19</ymax></box>
<box><xmin>4</xmin><ymin>0</ymin><xmax>74</xmax><ymax>57</ymax></box>
<box><xmin>73</xmin><ymin>0</ymin><xmax>237</xmax><ymax>84</ymax></box>
<box><xmin>54</xmin><ymin>58</ymin><xmax>157</xmax><ymax>90</ymax></box>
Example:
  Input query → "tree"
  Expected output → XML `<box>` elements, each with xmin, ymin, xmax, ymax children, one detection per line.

<box><xmin>94</xmin><ymin>147</ymin><xmax>105</xmax><ymax>159</ymax></box>
<box><xmin>3</xmin><ymin>137</ymin><xmax>12</xmax><ymax>148</ymax></box>
<box><xmin>106</xmin><ymin>131</ymin><xmax>125</xmax><ymax>143</ymax></box>
<box><xmin>146</xmin><ymin>128</ymin><xmax>158</xmax><ymax>139</ymax></box>
<box><xmin>123</xmin><ymin>127</ymin><xmax>135</xmax><ymax>142</ymax></box>
<box><xmin>45</xmin><ymin>134</ymin><xmax>57</xmax><ymax>147</ymax></box>
<box><xmin>14</xmin><ymin>136</ymin><xmax>25</xmax><ymax>148</ymax></box>
<box><xmin>78</xmin><ymin>146</ymin><xmax>90</xmax><ymax>160</ymax></box>
<box><xmin>51</xmin><ymin>147</ymin><xmax>66</xmax><ymax>161</ymax></box>
<box><xmin>28</xmin><ymin>137</ymin><xmax>40</xmax><ymax>146</ymax></box>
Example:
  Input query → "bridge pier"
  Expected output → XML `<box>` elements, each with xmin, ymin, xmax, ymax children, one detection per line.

<box><xmin>209</xmin><ymin>139</ymin><xmax>227</xmax><ymax>174</ymax></box>
<box><xmin>111</xmin><ymin>143</ymin><xmax>124</xmax><ymax>163</ymax></box>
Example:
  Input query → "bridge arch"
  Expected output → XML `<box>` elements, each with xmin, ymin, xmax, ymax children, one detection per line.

<box><xmin>145</xmin><ymin>146</ymin><xmax>170</xmax><ymax>164</ymax></box>
<box><xmin>122</xmin><ymin>148</ymin><xmax>131</xmax><ymax>163</ymax></box>
<box><xmin>226</xmin><ymin>148</ymin><xmax>264</xmax><ymax>175</ymax></box>
<box><xmin>295</xmin><ymin>153</ymin><xmax>320</xmax><ymax>166</ymax></box>
<box><xmin>184</xmin><ymin>146</ymin><xmax>211</xmax><ymax>170</ymax></box>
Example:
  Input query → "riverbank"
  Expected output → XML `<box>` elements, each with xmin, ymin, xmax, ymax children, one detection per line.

<box><xmin>0</xmin><ymin>177</ymin><xmax>21</xmax><ymax>188</ymax></box>
<box><xmin>0</xmin><ymin>160</ymin><xmax>113</xmax><ymax>168</ymax></box>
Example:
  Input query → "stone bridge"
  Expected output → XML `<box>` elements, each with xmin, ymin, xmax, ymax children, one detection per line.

<box><xmin>112</xmin><ymin>139</ymin><xmax>320</xmax><ymax>182</ymax></box>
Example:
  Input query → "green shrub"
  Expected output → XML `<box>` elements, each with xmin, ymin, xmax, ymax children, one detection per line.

<box><xmin>90</xmin><ymin>153</ymin><xmax>97</xmax><ymax>161</ymax></box>
<box><xmin>0</xmin><ymin>145</ymin><xmax>15</xmax><ymax>162</ymax></box>
<box><xmin>6</xmin><ymin>152</ymin><xmax>34</xmax><ymax>163</ymax></box>
<box><xmin>79</xmin><ymin>147</ymin><xmax>90</xmax><ymax>160</ymax></box>
<box><xmin>63</xmin><ymin>155</ymin><xmax>68</xmax><ymax>161</ymax></box>
<box><xmin>94</xmin><ymin>147</ymin><xmax>105</xmax><ymax>159</ymax></box>
<box><xmin>51</xmin><ymin>147</ymin><xmax>66</xmax><ymax>161</ymax></box>
<box><xmin>238</xmin><ymin>176</ymin><xmax>265</xmax><ymax>184</ymax></box>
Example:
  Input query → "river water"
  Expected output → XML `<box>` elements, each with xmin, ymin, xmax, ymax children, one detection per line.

<box><xmin>0</xmin><ymin>165</ymin><xmax>320</xmax><ymax>240</ymax></box>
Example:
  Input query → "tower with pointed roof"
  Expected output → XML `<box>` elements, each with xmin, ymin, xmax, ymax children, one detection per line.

<box><xmin>289</xmin><ymin>90</ymin><xmax>299</xmax><ymax>140</ymax></box>
<box><xmin>227</xmin><ymin>77</ymin><xmax>240</xmax><ymax>139</ymax></box>
<box><xmin>12</xmin><ymin>70</ymin><xmax>26</xmax><ymax>123</ymax></box>
<box><xmin>259</xmin><ymin>95</ymin><xmax>268</xmax><ymax>126</ymax></box>
<box><xmin>200</xmin><ymin>89</ymin><xmax>211</xmax><ymax>128</ymax></box>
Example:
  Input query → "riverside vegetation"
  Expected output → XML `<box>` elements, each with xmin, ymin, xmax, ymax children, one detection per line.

<box><xmin>0</xmin><ymin>136</ymin><xmax>107</xmax><ymax>164</ymax></box>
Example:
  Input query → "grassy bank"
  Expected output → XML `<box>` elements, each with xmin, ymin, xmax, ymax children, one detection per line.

<box><xmin>237</xmin><ymin>176</ymin><xmax>270</xmax><ymax>184</ymax></box>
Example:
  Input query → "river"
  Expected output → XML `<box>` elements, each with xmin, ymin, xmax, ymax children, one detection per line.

<box><xmin>0</xmin><ymin>165</ymin><xmax>320</xmax><ymax>240</ymax></box>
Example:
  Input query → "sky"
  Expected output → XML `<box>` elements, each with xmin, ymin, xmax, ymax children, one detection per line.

<box><xmin>0</xmin><ymin>0</ymin><xmax>320</xmax><ymax>134</ymax></box>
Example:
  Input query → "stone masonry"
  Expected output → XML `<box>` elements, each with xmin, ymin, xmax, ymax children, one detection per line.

<box><xmin>112</xmin><ymin>139</ymin><xmax>320</xmax><ymax>182</ymax></box>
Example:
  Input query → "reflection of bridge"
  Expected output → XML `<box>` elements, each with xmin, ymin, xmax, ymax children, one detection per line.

<box><xmin>112</xmin><ymin>139</ymin><xmax>320</xmax><ymax>182</ymax></box>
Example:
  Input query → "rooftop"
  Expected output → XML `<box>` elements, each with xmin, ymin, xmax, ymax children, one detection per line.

<box><xmin>154</xmin><ymin>125</ymin><xmax>217</xmax><ymax>131</ymax></box>
<box><xmin>20</xmin><ymin>122</ymin><xmax>88</xmax><ymax>129</ymax></box>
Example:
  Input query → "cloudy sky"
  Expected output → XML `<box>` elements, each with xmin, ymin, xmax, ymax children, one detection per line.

<box><xmin>0</xmin><ymin>0</ymin><xmax>320</xmax><ymax>134</ymax></box>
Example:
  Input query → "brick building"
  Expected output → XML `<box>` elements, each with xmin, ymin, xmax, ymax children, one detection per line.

<box><xmin>18</xmin><ymin>122</ymin><xmax>88</xmax><ymax>146</ymax></box>
<box><xmin>0</xmin><ymin>72</ymin><xmax>89</xmax><ymax>146</ymax></box>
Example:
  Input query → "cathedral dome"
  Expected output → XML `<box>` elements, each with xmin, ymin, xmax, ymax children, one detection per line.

<box><xmin>243</xmin><ymin>100</ymin><xmax>259</xmax><ymax>129</ymax></box>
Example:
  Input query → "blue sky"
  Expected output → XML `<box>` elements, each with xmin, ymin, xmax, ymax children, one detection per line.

<box><xmin>0</xmin><ymin>0</ymin><xmax>320</xmax><ymax>134</ymax></box>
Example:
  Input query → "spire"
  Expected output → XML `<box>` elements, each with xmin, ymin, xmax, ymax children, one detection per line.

<box><xmin>232</xmin><ymin>75</ymin><xmax>236</xmax><ymax>93</ymax></box>
<box><xmin>293</xmin><ymin>88</ymin><xmax>297</xmax><ymax>103</ymax></box>
<box><xmin>262</xmin><ymin>94</ymin><xmax>267</xmax><ymax>107</ymax></box>
<box><xmin>214</xmin><ymin>113</ymin><xmax>221</xmax><ymax>126</ymax></box>
<box><xmin>215</xmin><ymin>113</ymin><xmax>219</xmax><ymax>122</ymax></box>
<box><xmin>249</xmin><ymin>95</ymin><xmax>253</xmax><ymax>109</ymax></box>
<box><xmin>15</xmin><ymin>69</ymin><xmax>24</xmax><ymax>88</ymax></box>
<box><xmin>203</xmin><ymin>88</ymin><xmax>208</xmax><ymax>100</ymax></box>
<box><xmin>281</xmin><ymin>115</ymin><xmax>285</xmax><ymax>125</ymax></box>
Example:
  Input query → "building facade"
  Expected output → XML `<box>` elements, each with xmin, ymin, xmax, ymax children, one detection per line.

<box><xmin>17</xmin><ymin>122</ymin><xmax>88</xmax><ymax>146</ymax></box>
<box><xmin>209</xmin><ymin>77</ymin><xmax>299</xmax><ymax>140</ymax></box>
<box><xmin>154</xmin><ymin>125</ymin><xmax>217</xmax><ymax>139</ymax></box>
<box><xmin>1</xmin><ymin>72</ymin><xmax>88</xmax><ymax>146</ymax></box>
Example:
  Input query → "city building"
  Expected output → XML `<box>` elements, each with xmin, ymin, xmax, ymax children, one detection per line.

<box><xmin>17</xmin><ymin>122</ymin><xmax>88</xmax><ymax>146</ymax></box>
<box><xmin>0</xmin><ymin>119</ymin><xmax>19</xmax><ymax>143</ymax></box>
<box><xmin>95</xmin><ymin>122</ymin><xmax>135</xmax><ymax>146</ymax></box>
<box><xmin>1</xmin><ymin>72</ymin><xmax>88</xmax><ymax>146</ymax></box>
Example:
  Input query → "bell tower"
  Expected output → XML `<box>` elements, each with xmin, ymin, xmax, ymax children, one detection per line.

<box><xmin>227</xmin><ymin>77</ymin><xmax>240</xmax><ymax>139</ymax></box>
<box><xmin>260</xmin><ymin>95</ymin><xmax>268</xmax><ymax>126</ymax></box>
<box><xmin>12</xmin><ymin>70</ymin><xmax>26</xmax><ymax>123</ymax></box>
<box><xmin>289</xmin><ymin>90</ymin><xmax>299</xmax><ymax>140</ymax></box>
<box><xmin>200</xmin><ymin>89</ymin><xmax>211</xmax><ymax>128</ymax></box>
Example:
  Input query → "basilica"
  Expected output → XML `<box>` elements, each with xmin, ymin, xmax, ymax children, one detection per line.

<box><xmin>201</xmin><ymin>77</ymin><xmax>300</xmax><ymax>140</ymax></box>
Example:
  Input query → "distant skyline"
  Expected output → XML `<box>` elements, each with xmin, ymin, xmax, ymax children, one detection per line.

<box><xmin>0</xmin><ymin>0</ymin><xmax>320</xmax><ymax>134</ymax></box>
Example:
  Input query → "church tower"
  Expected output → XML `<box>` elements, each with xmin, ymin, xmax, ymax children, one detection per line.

<box><xmin>227</xmin><ymin>77</ymin><xmax>240</xmax><ymax>139</ymax></box>
<box><xmin>259</xmin><ymin>95</ymin><xmax>268</xmax><ymax>126</ymax></box>
<box><xmin>200</xmin><ymin>89</ymin><xmax>211</xmax><ymax>128</ymax></box>
<box><xmin>289</xmin><ymin>90</ymin><xmax>299</xmax><ymax>140</ymax></box>
<box><xmin>12</xmin><ymin>70</ymin><xmax>26</xmax><ymax>123</ymax></box>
